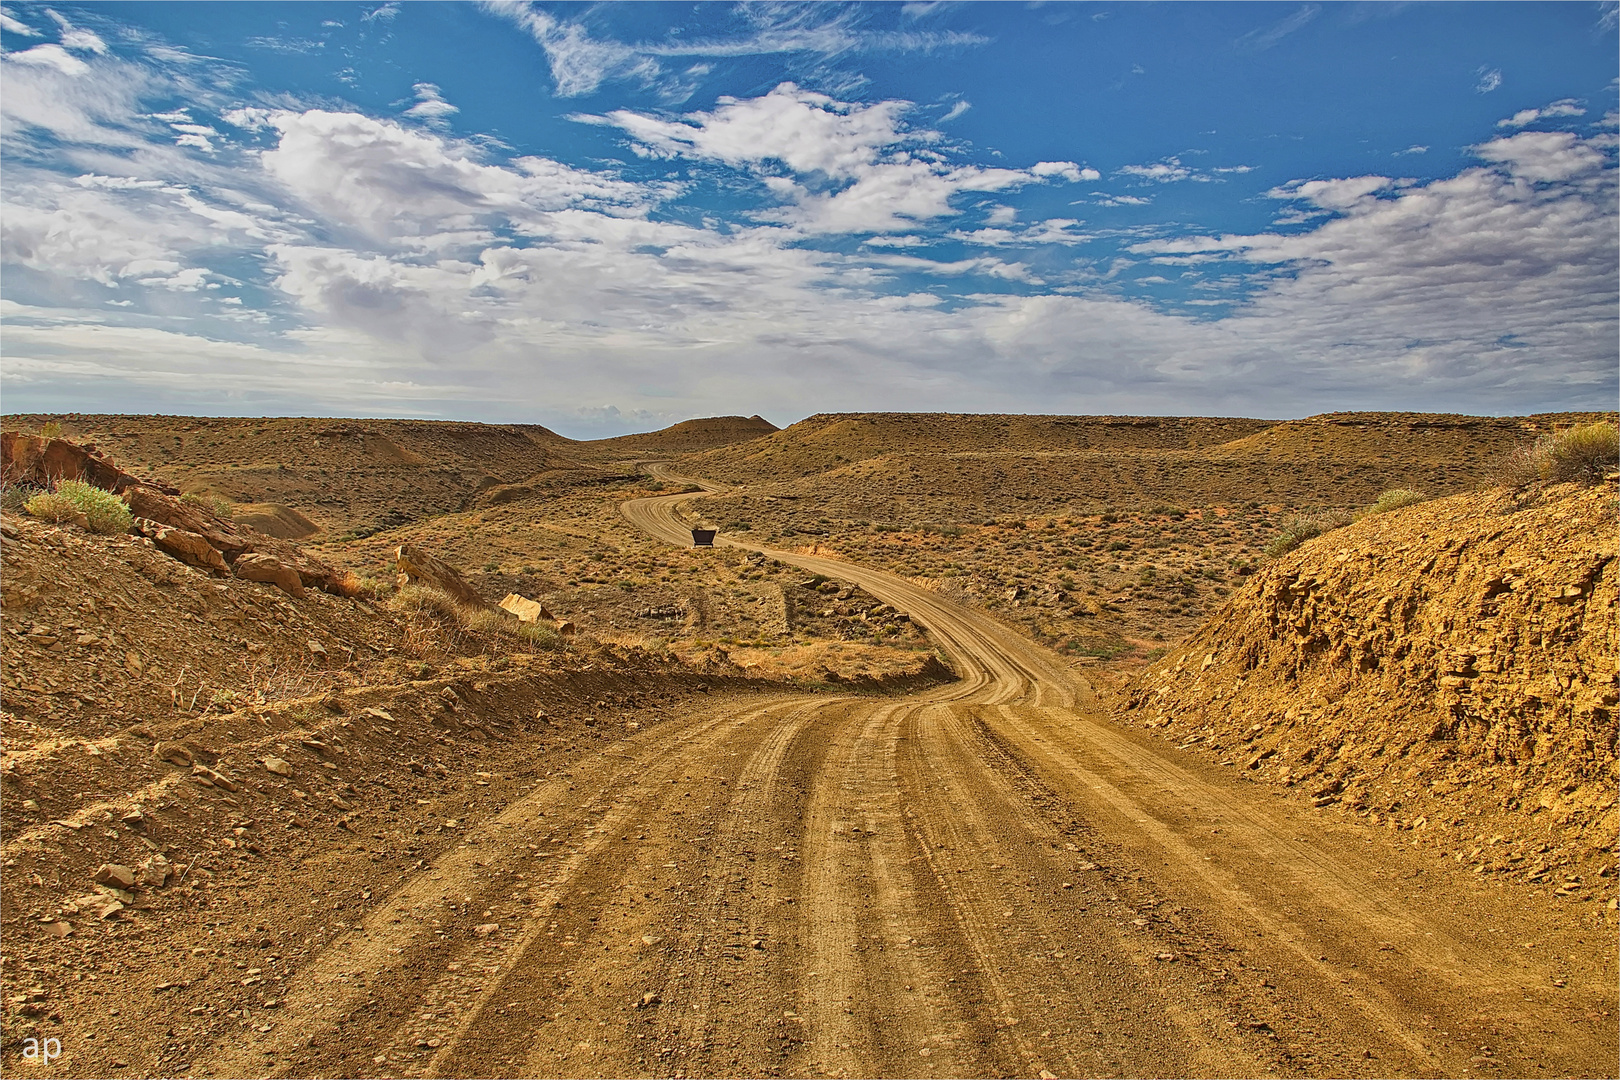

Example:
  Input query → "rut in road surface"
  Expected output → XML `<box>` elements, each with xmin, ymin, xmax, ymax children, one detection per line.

<box><xmin>195</xmin><ymin>469</ymin><xmax>1614</xmax><ymax>1079</ymax></box>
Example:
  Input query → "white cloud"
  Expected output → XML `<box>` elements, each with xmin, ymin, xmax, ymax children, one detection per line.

<box><xmin>1088</xmin><ymin>192</ymin><xmax>1150</xmax><ymax>207</ymax></box>
<box><xmin>1</xmin><ymin>7</ymin><xmax>41</xmax><ymax>35</ymax></box>
<box><xmin>403</xmin><ymin>82</ymin><xmax>459</xmax><ymax>122</ymax></box>
<box><xmin>593</xmin><ymin>83</ymin><xmax>1047</xmax><ymax>234</ymax></box>
<box><xmin>258</xmin><ymin>109</ymin><xmax>664</xmax><ymax>242</ymax></box>
<box><xmin>1473</xmin><ymin>129</ymin><xmax>1607</xmax><ymax>184</ymax></box>
<box><xmin>940</xmin><ymin>99</ymin><xmax>970</xmax><ymax>122</ymax></box>
<box><xmin>4</xmin><ymin>43</ymin><xmax>90</xmax><ymax>76</ymax></box>
<box><xmin>1122</xmin><ymin>158</ymin><xmax>1194</xmax><ymax>183</ymax></box>
<box><xmin>1394</xmin><ymin>144</ymin><xmax>1429</xmax><ymax>156</ymax></box>
<box><xmin>1476</xmin><ymin>67</ymin><xmax>1503</xmax><ymax>94</ymax></box>
<box><xmin>1031</xmin><ymin>160</ymin><xmax>1094</xmax><ymax>183</ymax></box>
<box><xmin>46</xmin><ymin>9</ymin><xmax>108</xmax><ymax>54</ymax></box>
<box><xmin>948</xmin><ymin>218</ymin><xmax>1091</xmax><ymax>247</ymax></box>
<box><xmin>1267</xmin><ymin>174</ymin><xmax>1392</xmax><ymax>210</ymax></box>
<box><xmin>1497</xmin><ymin>98</ymin><xmax>1586</xmax><ymax>128</ymax></box>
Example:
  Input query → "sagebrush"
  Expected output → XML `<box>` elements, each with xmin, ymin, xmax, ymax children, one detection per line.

<box><xmin>1497</xmin><ymin>422</ymin><xmax>1619</xmax><ymax>489</ymax></box>
<box><xmin>24</xmin><ymin>479</ymin><xmax>133</xmax><ymax>534</ymax></box>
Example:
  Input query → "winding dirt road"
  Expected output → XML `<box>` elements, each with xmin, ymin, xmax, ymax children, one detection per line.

<box><xmin>197</xmin><ymin>469</ymin><xmax>1613</xmax><ymax>1079</ymax></box>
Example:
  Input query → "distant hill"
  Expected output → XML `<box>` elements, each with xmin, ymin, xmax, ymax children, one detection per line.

<box><xmin>682</xmin><ymin>413</ymin><xmax>1274</xmax><ymax>485</ymax></box>
<box><xmin>588</xmin><ymin>415</ymin><xmax>779</xmax><ymax>454</ymax></box>
<box><xmin>681</xmin><ymin>411</ymin><xmax>1613</xmax><ymax>519</ymax></box>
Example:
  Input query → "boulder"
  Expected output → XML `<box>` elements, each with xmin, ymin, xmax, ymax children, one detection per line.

<box><xmin>133</xmin><ymin>518</ymin><xmax>229</xmax><ymax>574</ymax></box>
<box><xmin>396</xmin><ymin>544</ymin><xmax>490</xmax><ymax>610</ymax></box>
<box><xmin>92</xmin><ymin>864</ymin><xmax>137</xmax><ymax>890</ymax></box>
<box><xmin>499</xmin><ymin>593</ymin><xmax>552</xmax><ymax>622</ymax></box>
<box><xmin>233</xmin><ymin>552</ymin><xmax>305</xmax><ymax>598</ymax></box>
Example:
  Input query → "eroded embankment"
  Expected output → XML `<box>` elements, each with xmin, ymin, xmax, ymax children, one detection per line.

<box><xmin>1123</xmin><ymin>482</ymin><xmax>1617</xmax><ymax>900</ymax></box>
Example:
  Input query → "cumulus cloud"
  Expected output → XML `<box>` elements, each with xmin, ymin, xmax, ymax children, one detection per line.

<box><xmin>1031</xmin><ymin>160</ymin><xmax>1097</xmax><ymax>182</ymax></box>
<box><xmin>1497</xmin><ymin>98</ymin><xmax>1585</xmax><ymax>128</ymax></box>
<box><xmin>46</xmin><ymin>9</ymin><xmax>108</xmax><ymax>55</ymax></box>
<box><xmin>1119</xmin><ymin>129</ymin><xmax>1615</xmax><ymax>408</ymax></box>
<box><xmin>590</xmin><ymin>83</ymin><xmax>1057</xmax><ymax>234</ymax></box>
<box><xmin>4</xmin><ymin>43</ymin><xmax>89</xmax><ymax>76</ymax></box>
<box><xmin>403</xmin><ymin>82</ymin><xmax>459</xmax><ymax>122</ymax></box>
<box><xmin>258</xmin><ymin>109</ymin><xmax>665</xmax><ymax>242</ymax></box>
<box><xmin>1473</xmin><ymin>129</ymin><xmax>1608</xmax><ymax>184</ymax></box>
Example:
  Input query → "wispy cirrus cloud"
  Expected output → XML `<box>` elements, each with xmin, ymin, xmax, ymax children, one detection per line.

<box><xmin>480</xmin><ymin>0</ymin><xmax>989</xmax><ymax>99</ymax></box>
<box><xmin>1236</xmin><ymin>4</ymin><xmax>1320</xmax><ymax>52</ymax></box>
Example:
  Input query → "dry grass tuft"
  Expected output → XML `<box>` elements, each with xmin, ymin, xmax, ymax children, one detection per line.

<box><xmin>1497</xmin><ymin>421</ymin><xmax>1619</xmax><ymax>489</ymax></box>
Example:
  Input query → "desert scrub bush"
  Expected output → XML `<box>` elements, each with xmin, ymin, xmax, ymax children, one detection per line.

<box><xmin>1543</xmin><ymin>421</ymin><xmax>1618</xmax><ymax>484</ymax></box>
<box><xmin>25</xmin><ymin>480</ymin><xmax>133</xmax><ymax>534</ymax></box>
<box><xmin>1263</xmin><ymin>510</ymin><xmax>1352</xmax><ymax>559</ymax></box>
<box><xmin>1354</xmin><ymin>488</ymin><xmax>1427</xmax><ymax>520</ymax></box>
<box><xmin>1497</xmin><ymin>421</ymin><xmax>1619</xmax><ymax>488</ymax></box>
<box><xmin>23</xmin><ymin>490</ymin><xmax>81</xmax><ymax>524</ymax></box>
<box><xmin>181</xmin><ymin>492</ymin><xmax>234</xmax><ymax>519</ymax></box>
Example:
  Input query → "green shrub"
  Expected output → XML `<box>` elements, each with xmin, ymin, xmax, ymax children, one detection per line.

<box><xmin>23</xmin><ymin>491</ymin><xmax>81</xmax><ymax>524</ymax></box>
<box><xmin>39</xmin><ymin>420</ymin><xmax>62</xmax><ymax>439</ymax></box>
<box><xmin>25</xmin><ymin>480</ymin><xmax>133</xmax><ymax>534</ymax></box>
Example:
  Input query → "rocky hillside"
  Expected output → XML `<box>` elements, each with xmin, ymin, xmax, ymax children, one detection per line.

<box><xmin>1</xmin><ymin>415</ymin><xmax>587</xmax><ymax>539</ymax></box>
<box><xmin>1120</xmin><ymin>481</ymin><xmax>1617</xmax><ymax>900</ymax></box>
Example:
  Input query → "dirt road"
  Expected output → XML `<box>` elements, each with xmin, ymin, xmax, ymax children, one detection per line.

<box><xmin>193</xmin><ymin>470</ymin><xmax>1613</xmax><ymax>1079</ymax></box>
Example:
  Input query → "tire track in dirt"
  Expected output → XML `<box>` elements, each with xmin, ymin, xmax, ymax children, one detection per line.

<box><xmin>197</xmin><ymin>696</ymin><xmax>808</xmax><ymax>1078</ymax></box>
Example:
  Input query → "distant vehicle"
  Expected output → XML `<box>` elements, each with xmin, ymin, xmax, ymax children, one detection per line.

<box><xmin>691</xmin><ymin>528</ymin><xmax>717</xmax><ymax>547</ymax></box>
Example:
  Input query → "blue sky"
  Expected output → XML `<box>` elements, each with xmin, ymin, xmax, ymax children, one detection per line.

<box><xmin>1</xmin><ymin>2</ymin><xmax>1615</xmax><ymax>436</ymax></box>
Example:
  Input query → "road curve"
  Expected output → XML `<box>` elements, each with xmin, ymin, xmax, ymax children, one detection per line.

<box><xmin>198</xmin><ymin>467</ymin><xmax>1613</xmax><ymax>1079</ymax></box>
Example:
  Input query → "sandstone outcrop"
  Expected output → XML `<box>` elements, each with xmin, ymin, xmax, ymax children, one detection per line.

<box><xmin>397</xmin><ymin>543</ymin><xmax>492</xmax><ymax>610</ymax></box>
<box><xmin>0</xmin><ymin>431</ymin><xmax>177</xmax><ymax>495</ymax></box>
